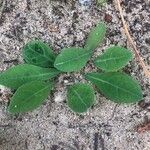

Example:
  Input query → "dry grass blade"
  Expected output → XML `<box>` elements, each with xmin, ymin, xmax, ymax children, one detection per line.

<box><xmin>114</xmin><ymin>0</ymin><xmax>150</xmax><ymax>79</ymax></box>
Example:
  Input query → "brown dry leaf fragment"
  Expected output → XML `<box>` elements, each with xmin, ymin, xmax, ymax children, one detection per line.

<box><xmin>104</xmin><ymin>13</ymin><xmax>112</xmax><ymax>23</ymax></box>
<box><xmin>136</xmin><ymin>116</ymin><xmax>150</xmax><ymax>133</ymax></box>
<box><xmin>136</xmin><ymin>122</ymin><xmax>150</xmax><ymax>133</ymax></box>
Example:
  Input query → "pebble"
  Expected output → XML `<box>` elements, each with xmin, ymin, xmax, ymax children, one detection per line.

<box><xmin>78</xmin><ymin>0</ymin><xmax>92</xmax><ymax>6</ymax></box>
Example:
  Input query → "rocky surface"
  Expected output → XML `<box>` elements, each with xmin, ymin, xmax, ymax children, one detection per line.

<box><xmin>0</xmin><ymin>0</ymin><xmax>150</xmax><ymax>150</ymax></box>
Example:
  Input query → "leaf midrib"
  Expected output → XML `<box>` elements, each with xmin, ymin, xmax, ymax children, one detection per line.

<box><xmin>27</xmin><ymin>44</ymin><xmax>54</xmax><ymax>62</ymax></box>
<box><xmin>95</xmin><ymin>55</ymin><xmax>130</xmax><ymax>63</ymax></box>
<box><xmin>72</xmin><ymin>89</ymin><xmax>88</xmax><ymax>109</ymax></box>
<box><xmin>0</xmin><ymin>71</ymin><xmax>57</xmax><ymax>81</ymax></box>
<box><xmin>21</xmin><ymin>85</ymin><xmax>50</xmax><ymax>103</ymax></box>
<box><xmin>88</xmin><ymin>75</ymin><xmax>138</xmax><ymax>97</ymax></box>
<box><xmin>13</xmin><ymin>84</ymin><xmax>50</xmax><ymax>109</ymax></box>
<box><xmin>55</xmin><ymin>51</ymin><xmax>92</xmax><ymax>66</ymax></box>
<box><xmin>24</xmin><ymin>56</ymin><xmax>52</xmax><ymax>65</ymax></box>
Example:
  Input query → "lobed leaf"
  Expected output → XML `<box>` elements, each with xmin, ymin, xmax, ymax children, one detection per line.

<box><xmin>84</xmin><ymin>22</ymin><xmax>106</xmax><ymax>51</ymax></box>
<box><xmin>8</xmin><ymin>81</ymin><xmax>53</xmax><ymax>114</ymax></box>
<box><xmin>94</xmin><ymin>46</ymin><xmax>133</xmax><ymax>71</ymax></box>
<box><xmin>23</xmin><ymin>40</ymin><xmax>56</xmax><ymax>68</ymax></box>
<box><xmin>0</xmin><ymin>64</ymin><xmax>60</xmax><ymax>89</ymax></box>
<box><xmin>54</xmin><ymin>48</ymin><xmax>92</xmax><ymax>72</ymax></box>
<box><xmin>67</xmin><ymin>83</ymin><xmax>95</xmax><ymax>113</ymax></box>
<box><xmin>85</xmin><ymin>72</ymin><xmax>143</xmax><ymax>103</ymax></box>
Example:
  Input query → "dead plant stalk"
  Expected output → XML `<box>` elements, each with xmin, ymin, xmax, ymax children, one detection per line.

<box><xmin>114</xmin><ymin>0</ymin><xmax>150</xmax><ymax>79</ymax></box>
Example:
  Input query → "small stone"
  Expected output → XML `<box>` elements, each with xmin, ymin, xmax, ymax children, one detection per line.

<box><xmin>64</xmin><ymin>80</ymin><xmax>69</xmax><ymax>84</ymax></box>
<box><xmin>54</xmin><ymin>92</ymin><xmax>66</xmax><ymax>103</ymax></box>
<box><xmin>79</xmin><ymin>0</ymin><xmax>92</xmax><ymax>6</ymax></box>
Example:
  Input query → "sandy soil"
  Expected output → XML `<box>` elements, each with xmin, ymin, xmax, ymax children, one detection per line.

<box><xmin>0</xmin><ymin>0</ymin><xmax>150</xmax><ymax>150</ymax></box>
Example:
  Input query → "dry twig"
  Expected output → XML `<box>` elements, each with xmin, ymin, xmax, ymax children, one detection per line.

<box><xmin>136</xmin><ymin>122</ymin><xmax>150</xmax><ymax>133</ymax></box>
<box><xmin>114</xmin><ymin>0</ymin><xmax>150</xmax><ymax>79</ymax></box>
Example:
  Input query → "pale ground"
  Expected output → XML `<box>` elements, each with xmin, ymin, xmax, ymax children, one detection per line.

<box><xmin>0</xmin><ymin>0</ymin><xmax>150</xmax><ymax>150</ymax></box>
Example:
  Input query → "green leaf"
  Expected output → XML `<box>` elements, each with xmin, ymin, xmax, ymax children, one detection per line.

<box><xmin>8</xmin><ymin>81</ymin><xmax>53</xmax><ymax>114</ymax></box>
<box><xmin>94</xmin><ymin>46</ymin><xmax>133</xmax><ymax>71</ymax></box>
<box><xmin>54</xmin><ymin>48</ymin><xmax>92</xmax><ymax>72</ymax></box>
<box><xmin>85</xmin><ymin>72</ymin><xmax>143</xmax><ymax>103</ymax></box>
<box><xmin>97</xmin><ymin>0</ymin><xmax>107</xmax><ymax>6</ymax></box>
<box><xmin>67</xmin><ymin>83</ymin><xmax>95</xmax><ymax>113</ymax></box>
<box><xmin>0</xmin><ymin>64</ymin><xmax>60</xmax><ymax>89</ymax></box>
<box><xmin>23</xmin><ymin>40</ymin><xmax>56</xmax><ymax>68</ymax></box>
<box><xmin>84</xmin><ymin>22</ymin><xmax>106</xmax><ymax>51</ymax></box>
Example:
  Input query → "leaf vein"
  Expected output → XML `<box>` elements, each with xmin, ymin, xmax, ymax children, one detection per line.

<box><xmin>89</xmin><ymin>75</ymin><xmax>137</xmax><ymax>96</ymax></box>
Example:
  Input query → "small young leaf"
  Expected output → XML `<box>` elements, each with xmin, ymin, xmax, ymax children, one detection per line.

<box><xmin>23</xmin><ymin>40</ymin><xmax>56</xmax><ymax>68</ymax></box>
<box><xmin>85</xmin><ymin>72</ymin><xmax>143</xmax><ymax>103</ymax></box>
<box><xmin>54</xmin><ymin>48</ymin><xmax>92</xmax><ymax>72</ymax></box>
<box><xmin>97</xmin><ymin>0</ymin><xmax>107</xmax><ymax>6</ymax></box>
<box><xmin>0</xmin><ymin>64</ymin><xmax>60</xmax><ymax>89</ymax></box>
<box><xmin>94</xmin><ymin>46</ymin><xmax>133</xmax><ymax>71</ymax></box>
<box><xmin>84</xmin><ymin>22</ymin><xmax>106</xmax><ymax>51</ymax></box>
<box><xmin>67</xmin><ymin>83</ymin><xmax>95</xmax><ymax>113</ymax></box>
<box><xmin>8</xmin><ymin>81</ymin><xmax>53</xmax><ymax>114</ymax></box>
